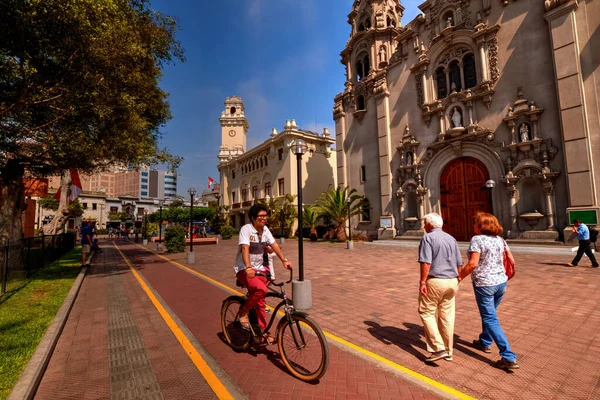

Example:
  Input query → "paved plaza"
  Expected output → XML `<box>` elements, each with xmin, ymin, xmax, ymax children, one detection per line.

<box><xmin>33</xmin><ymin>237</ymin><xmax>600</xmax><ymax>399</ymax></box>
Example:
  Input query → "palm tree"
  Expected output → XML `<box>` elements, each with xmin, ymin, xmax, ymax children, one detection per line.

<box><xmin>303</xmin><ymin>205</ymin><xmax>320</xmax><ymax>241</ymax></box>
<box><xmin>314</xmin><ymin>186</ymin><xmax>366</xmax><ymax>242</ymax></box>
<box><xmin>278</xmin><ymin>194</ymin><xmax>298</xmax><ymax>238</ymax></box>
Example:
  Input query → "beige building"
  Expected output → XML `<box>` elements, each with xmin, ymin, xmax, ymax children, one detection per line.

<box><xmin>217</xmin><ymin>97</ymin><xmax>337</xmax><ymax>228</ymax></box>
<box><xmin>334</xmin><ymin>0</ymin><xmax>599</xmax><ymax>243</ymax></box>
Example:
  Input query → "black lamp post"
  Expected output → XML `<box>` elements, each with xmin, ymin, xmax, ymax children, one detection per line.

<box><xmin>188</xmin><ymin>188</ymin><xmax>196</xmax><ymax>253</ymax></box>
<box><xmin>347</xmin><ymin>196</ymin><xmax>353</xmax><ymax>249</ymax></box>
<box><xmin>295</xmin><ymin>139</ymin><xmax>308</xmax><ymax>281</ymax></box>
<box><xmin>157</xmin><ymin>199</ymin><xmax>164</xmax><ymax>251</ymax></box>
<box><xmin>215</xmin><ymin>192</ymin><xmax>221</xmax><ymax>231</ymax></box>
<box><xmin>485</xmin><ymin>179</ymin><xmax>496</xmax><ymax>215</ymax></box>
<box><xmin>144</xmin><ymin>210</ymin><xmax>148</xmax><ymax>241</ymax></box>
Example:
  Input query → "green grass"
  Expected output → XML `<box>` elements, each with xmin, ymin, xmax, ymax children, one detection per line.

<box><xmin>0</xmin><ymin>249</ymin><xmax>82</xmax><ymax>400</ymax></box>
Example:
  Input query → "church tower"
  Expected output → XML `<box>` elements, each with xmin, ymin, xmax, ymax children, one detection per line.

<box><xmin>218</xmin><ymin>96</ymin><xmax>249</xmax><ymax>162</ymax></box>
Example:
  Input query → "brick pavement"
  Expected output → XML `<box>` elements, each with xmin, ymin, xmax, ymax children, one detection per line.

<box><xmin>35</xmin><ymin>245</ymin><xmax>217</xmax><ymax>400</ymax></box>
<box><xmin>117</xmin><ymin>241</ymin><xmax>438</xmax><ymax>400</ymax></box>
<box><xmin>152</xmin><ymin>238</ymin><xmax>600</xmax><ymax>400</ymax></box>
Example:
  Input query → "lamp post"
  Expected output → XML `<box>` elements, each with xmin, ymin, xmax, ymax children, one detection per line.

<box><xmin>485</xmin><ymin>179</ymin><xmax>496</xmax><ymax>215</ymax></box>
<box><xmin>157</xmin><ymin>199</ymin><xmax>164</xmax><ymax>252</ymax></box>
<box><xmin>187</xmin><ymin>188</ymin><xmax>197</xmax><ymax>264</ymax></box>
<box><xmin>347</xmin><ymin>196</ymin><xmax>353</xmax><ymax>250</ymax></box>
<box><xmin>143</xmin><ymin>210</ymin><xmax>148</xmax><ymax>245</ymax></box>
<box><xmin>292</xmin><ymin>139</ymin><xmax>311</xmax><ymax>310</ymax></box>
<box><xmin>215</xmin><ymin>192</ymin><xmax>221</xmax><ymax>233</ymax></box>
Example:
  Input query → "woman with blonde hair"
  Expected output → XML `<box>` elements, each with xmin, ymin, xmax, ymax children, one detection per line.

<box><xmin>459</xmin><ymin>212</ymin><xmax>519</xmax><ymax>370</ymax></box>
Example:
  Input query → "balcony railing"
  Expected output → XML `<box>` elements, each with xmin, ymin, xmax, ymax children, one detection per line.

<box><xmin>242</xmin><ymin>201</ymin><xmax>253</xmax><ymax>207</ymax></box>
<box><xmin>232</xmin><ymin>203</ymin><xmax>241</xmax><ymax>209</ymax></box>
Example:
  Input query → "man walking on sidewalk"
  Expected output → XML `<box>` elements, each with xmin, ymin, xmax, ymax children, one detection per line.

<box><xmin>568</xmin><ymin>219</ymin><xmax>599</xmax><ymax>268</ymax></box>
<box><xmin>417</xmin><ymin>213</ymin><xmax>463</xmax><ymax>362</ymax></box>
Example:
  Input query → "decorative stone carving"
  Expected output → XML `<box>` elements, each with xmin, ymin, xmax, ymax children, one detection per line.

<box><xmin>520</xmin><ymin>123</ymin><xmax>530</xmax><ymax>142</ymax></box>
<box><xmin>378</xmin><ymin>45</ymin><xmax>388</xmax><ymax>67</ymax></box>
<box><xmin>488</xmin><ymin>37</ymin><xmax>499</xmax><ymax>84</ymax></box>
<box><xmin>375</xmin><ymin>10</ymin><xmax>385</xmax><ymax>28</ymax></box>
<box><xmin>414</xmin><ymin>72</ymin><xmax>424</xmax><ymax>106</ymax></box>
<box><xmin>544</xmin><ymin>0</ymin><xmax>569</xmax><ymax>10</ymax></box>
<box><xmin>373</xmin><ymin>73</ymin><xmax>389</xmax><ymax>96</ymax></box>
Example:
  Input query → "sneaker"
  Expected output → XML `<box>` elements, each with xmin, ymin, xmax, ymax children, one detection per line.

<box><xmin>494</xmin><ymin>358</ymin><xmax>520</xmax><ymax>370</ymax></box>
<box><xmin>472</xmin><ymin>339</ymin><xmax>492</xmax><ymax>353</ymax></box>
<box><xmin>592</xmin><ymin>265</ymin><xmax>599</xmax><ymax>268</ymax></box>
<box><xmin>426</xmin><ymin>350</ymin><xmax>449</xmax><ymax>362</ymax></box>
<box><xmin>444</xmin><ymin>355</ymin><xmax>453</xmax><ymax>361</ymax></box>
<box><xmin>265</xmin><ymin>307</ymin><xmax>271</xmax><ymax>313</ymax></box>
<box><xmin>567</xmin><ymin>263</ymin><xmax>577</xmax><ymax>267</ymax></box>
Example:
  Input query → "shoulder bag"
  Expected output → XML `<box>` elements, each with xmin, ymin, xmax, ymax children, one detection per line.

<box><xmin>503</xmin><ymin>239</ymin><xmax>515</xmax><ymax>280</ymax></box>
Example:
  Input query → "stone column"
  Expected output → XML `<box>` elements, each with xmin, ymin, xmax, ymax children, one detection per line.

<box><xmin>417</xmin><ymin>195</ymin><xmax>425</xmax><ymax>230</ymax></box>
<box><xmin>459</xmin><ymin>61</ymin><xmax>465</xmax><ymax>89</ymax></box>
<box><xmin>421</xmin><ymin>72</ymin><xmax>428</xmax><ymax>104</ymax></box>
<box><xmin>508</xmin><ymin>184</ymin><xmax>519</xmax><ymax>237</ymax></box>
<box><xmin>544</xmin><ymin>184</ymin><xmax>556</xmax><ymax>230</ymax></box>
<box><xmin>544</xmin><ymin>0</ymin><xmax>600</xmax><ymax>235</ymax></box>
<box><xmin>398</xmin><ymin>191</ymin><xmax>405</xmax><ymax>234</ymax></box>
<box><xmin>333</xmin><ymin>94</ymin><xmax>347</xmax><ymax>187</ymax></box>
<box><xmin>478</xmin><ymin>41</ymin><xmax>488</xmax><ymax>81</ymax></box>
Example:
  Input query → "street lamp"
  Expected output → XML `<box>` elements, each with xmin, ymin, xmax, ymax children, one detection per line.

<box><xmin>187</xmin><ymin>188</ymin><xmax>197</xmax><ymax>264</ymax></box>
<box><xmin>347</xmin><ymin>196</ymin><xmax>353</xmax><ymax>250</ymax></box>
<box><xmin>143</xmin><ymin>210</ymin><xmax>148</xmax><ymax>245</ymax></box>
<box><xmin>485</xmin><ymin>179</ymin><xmax>496</xmax><ymax>215</ymax></box>
<box><xmin>292</xmin><ymin>138</ymin><xmax>311</xmax><ymax>310</ymax></box>
<box><xmin>215</xmin><ymin>192</ymin><xmax>221</xmax><ymax>232</ymax></box>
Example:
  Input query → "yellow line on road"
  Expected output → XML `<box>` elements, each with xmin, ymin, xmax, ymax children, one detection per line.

<box><xmin>134</xmin><ymin>243</ymin><xmax>474</xmax><ymax>400</ymax></box>
<box><xmin>113</xmin><ymin>243</ymin><xmax>234</xmax><ymax>400</ymax></box>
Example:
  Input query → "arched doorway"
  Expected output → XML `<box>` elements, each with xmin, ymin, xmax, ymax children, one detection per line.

<box><xmin>440</xmin><ymin>157</ymin><xmax>491</xmax><ymax>241</ymax></box>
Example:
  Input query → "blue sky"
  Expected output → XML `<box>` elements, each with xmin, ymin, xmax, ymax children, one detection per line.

<box><xmin>150</xmin><ymin>0</ymin><xmax>421</xmax><ymax>195</ymax></box>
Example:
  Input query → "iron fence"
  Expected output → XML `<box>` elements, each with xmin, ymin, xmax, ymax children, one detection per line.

<box><xmin>0</xmin><ymin>233</ymin><xmax>76</xmax><ymax>295</ymax></box>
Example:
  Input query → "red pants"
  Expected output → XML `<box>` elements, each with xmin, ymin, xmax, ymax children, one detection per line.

<box><xmin>236</xmin><ymin>271</ymin><xmax>269</xmax><ymax>331</ymax></box>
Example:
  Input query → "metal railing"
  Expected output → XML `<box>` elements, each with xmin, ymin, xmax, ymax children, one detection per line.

<box><xmin>0</xmin><ymin>233</ymin><xmax>76</xmax><ymax>295</ymax></box>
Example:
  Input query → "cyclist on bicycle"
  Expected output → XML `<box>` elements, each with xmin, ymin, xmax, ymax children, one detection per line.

<box><xmin>234</xmin><ymin>204</ymin><xmax>292</xmax><ymax>344</ymax></box>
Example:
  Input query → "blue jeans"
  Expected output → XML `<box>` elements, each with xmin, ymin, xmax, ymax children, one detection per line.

<box><xmin>473</xmin><ymin>282</ymin><xmax>517</xmax><ymax>362</ymax></box>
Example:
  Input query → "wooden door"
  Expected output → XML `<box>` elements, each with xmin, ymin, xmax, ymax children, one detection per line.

<box><xmin>440</xmin><ymin>157</ymin><xmax>491</xmax><ymax>241</ymax></box>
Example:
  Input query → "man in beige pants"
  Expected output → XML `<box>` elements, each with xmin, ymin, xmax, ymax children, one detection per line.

<box><xmin>418</xmin><ymin>213</ymin><xmax>462</xmax><ymax>362</ymax></box>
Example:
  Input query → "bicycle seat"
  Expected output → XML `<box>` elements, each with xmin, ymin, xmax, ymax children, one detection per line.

<box><xmin>236</xmin><ymin>279</ymin><xmax>244</xmax><ymax>288</ymax></box>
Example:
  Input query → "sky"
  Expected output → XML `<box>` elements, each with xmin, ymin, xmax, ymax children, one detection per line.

<box><xmin>149</xmin><ymin>0</ymin><xmax>421</xmax><ymax>196</ymax></box>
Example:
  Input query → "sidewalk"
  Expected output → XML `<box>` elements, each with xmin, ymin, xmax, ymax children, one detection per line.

<box><xmin>154</xmin><ymin>238</ymin><xmax>600</xmax><ymax>399</ymax></box>
<box><xmin>34</xmin><ymin>245</ymin><xmax>223</xmax><ymax>400</ymax></box>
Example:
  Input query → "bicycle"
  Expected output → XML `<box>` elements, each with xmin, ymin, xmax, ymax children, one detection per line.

<box><xmin>220</xmin><ymin>269</ymin><xmax>329</xmax><ymax>382</ymax></box>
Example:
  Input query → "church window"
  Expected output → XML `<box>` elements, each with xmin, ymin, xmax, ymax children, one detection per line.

<box><xmin>387</xmin><ymin>15</ymin><xmax>396</xmax><ymax>27</ymax></box>
<box><xmin>436</xmin><ymin>68</ymin><xmax>447</xmax><ymax>99</ymax></box>
<box><xmin>358</xmin><ymin>23</ymin><xmax>365</xmax><ymax>32</ymax></box>
<box><xmin>363</xmin><ymin>55</ymin><xmax>370</xmax><ymax>75</ymax></box>
<box><xmin>361</xmin><ymin>198</ymin><xmax>371</xmax><ymax>222</ymax></box>
<box><xmin>356</xmin><ymin>95</ymin><xmax>365</xmax><ymax>111</ymax></box>
<box><xmin>230</xmin><ymin>106</ymin><xmax>236</xmax><ymax>115</ymax></box>
<box><xmin>449</xmin><ymin>60</ymin><xmax>462</xmax><ymax>92</ymax></box>
<box><xmin>364</xmin><ymin>17</ymin><xmax>371</xmax><ymax>29</ymax></box>
<box><xmin>463</xmin><ymin>53</ymin><xmax>477</xmax><ymax>89</ymax></box>
<box><xmin>356</xmin><ymin>60</ymin><xmax>364</xmax><ymax>80</ymax></box>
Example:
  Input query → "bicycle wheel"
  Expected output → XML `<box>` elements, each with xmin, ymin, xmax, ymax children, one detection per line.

<box><xmin>221</xmin><ymin>297</ymin><xmax>252</xmax><ymax>352</ymax></box>
<box><xmin>277</xmin><ymin>314</ymin><xmax>329</xmax><ymax>382</ymax></box>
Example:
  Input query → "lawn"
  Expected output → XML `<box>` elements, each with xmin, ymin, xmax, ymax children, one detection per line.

<box><xmin>0</xmin><ymin>248</ymin><xmax>82</xmax><ymax>400</ymax></box>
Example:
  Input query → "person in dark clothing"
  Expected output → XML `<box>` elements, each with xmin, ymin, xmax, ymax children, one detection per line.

<box><xmin>568</xmin><ymin>219</ymin><xmax>599</xmax><ymax>268</ymax></box>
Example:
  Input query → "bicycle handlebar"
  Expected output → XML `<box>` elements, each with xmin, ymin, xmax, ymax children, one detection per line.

<box><xmin>269</xmin><ymin>268</ymin><xmax>293</xmax><ymax>287</ymax></box>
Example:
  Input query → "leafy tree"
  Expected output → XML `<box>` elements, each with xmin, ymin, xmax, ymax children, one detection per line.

<box><xmin>38</xmin><ymin>196</ymin><xmax>59</xmax><ymax>211</ymax></box>
<box><xmin>67</xmin><ymin>199</ymin><xmax>84</xmax><ymax>217</ymax></box>
<box><xmin>0</xmin><ymin>0</ymin><xmax>184</xmax><ymax>242</ymax></box>
<box><xmin>164</xmin><ymin>225</ymin><xmax>185</xmax><ymax>253</ymax></box>
<box><xmin>303</xmin><ymin>206</ymin><xmax>320</xmax><ymax>241</ymax></box>
<box><xmin>314</xmin><ymin>187</ymin><xmax>366</xmax><ymax>242</ymax></box>
<box><xmin>168</xmin><ymin>197</ymin><xmax>185</xmax><ymax>208</ymax></box>
<box><xmin>279</xmin><ymin>194</ymin><xmax>298</xmax><ymax>238</ymax></box>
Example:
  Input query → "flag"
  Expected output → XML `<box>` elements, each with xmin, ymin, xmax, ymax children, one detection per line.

<box><xmin>208</xmin><ymin>176</ymin><xmax>214</xmax><ymax>188</ymax></box>
<box><xmin>54</xmin><ymin>168</ymin><xmax>83</xmax><ymax>203</ymax></box>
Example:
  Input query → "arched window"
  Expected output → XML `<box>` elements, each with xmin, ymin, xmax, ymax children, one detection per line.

<box><xmin>436</xmin><ymin>68</ymin><xmax>447</xmax><ymax>99</ymax></box>
<box><xmin>356</xmin><ymin>60</ymin><xmax>364</xmax><ymax>80</ymax></box>
<box><xmin>230</xmin><ymin>106</ymin><xmax>236</xmax><ymax>114</ymax></box>
<box><xmin>449</xmin><ymin>60</ymin><xmax>462</xmax><ymax>92</ymax></box>
<box><xmin>363</xmin><ymin>55</ymin><xmax>370</xmax><ymax>76</ymax></box>
<box><xmin>358</xmin><ymin>23</ymin><xmax>365</xmax><ymax>32</ymax></box>
<box><xmin>387</xmin><ymin>15</ymin><xmax>396</xmax><ymax>27</ymax></box>
<box><xmin>463</xmin><ymin>53</ymin><xmax>477</xmax><ymax>89</ymax></box>
<box><xmin>357</xmin><ymin>95</ymin><xmax>365</xmax><ymax>110</ymax></box>
<box><xmin>364</xmin><ymin>18</ymin><xmax>371</xmax><ymax>29</ymax></box>
<box><xmin>361</xmin><ymin>198</ymin><xmax>371</xmax><ymax>222</ymax></box>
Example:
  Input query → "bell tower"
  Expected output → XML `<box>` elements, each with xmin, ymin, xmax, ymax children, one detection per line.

<box><xmin>218</xmin><ymin>96</ymin><xmax>249</xmax><ymax>162</ymax></box>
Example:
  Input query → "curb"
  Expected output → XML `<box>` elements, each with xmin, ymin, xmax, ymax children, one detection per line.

<box><xmin>8</xmin><ymin>251</ymin><xmax>94</xmax><ymax>400</ymax></box>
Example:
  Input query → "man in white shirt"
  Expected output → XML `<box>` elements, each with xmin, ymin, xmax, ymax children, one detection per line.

<box><xmin>235</xmin><ymin>204</ymin><xmax>292</xmax><ymax>343</ymax></box>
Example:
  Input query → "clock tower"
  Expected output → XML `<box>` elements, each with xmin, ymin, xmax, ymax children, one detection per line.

<box><xmin>218</xmin><ymin>96</ymin><xmax>249</xmax><ymax>162</ymax></box>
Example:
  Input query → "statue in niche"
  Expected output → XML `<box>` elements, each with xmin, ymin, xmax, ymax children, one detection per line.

<box><xmin>452</xmin><ymin>107</ymin><xmax>462</xmax><ymax>128</ymax></box>
<box><xmin>446</xmin><ymin>16</ymin><xmax>453</xmax><ymax>28</ymax></box>
<box><xmin>379</xmin><ymin>46</ymin><xmax>387</xmax><ymax>64</ymax></box>
<box><xmin>520</xmin><ymin>123</ymin><xmax>530</xmax><ymax>142</ymax></box>
<box><xmin>406</xmin><ymin>152</ymin><xmax>413</xmax><ymax>166</ymax></box>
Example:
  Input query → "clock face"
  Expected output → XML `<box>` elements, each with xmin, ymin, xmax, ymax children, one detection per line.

<box><xmin>229</xmin><ymin>130</ymin><xmax>236</xmax><ymax>137</ymax></box>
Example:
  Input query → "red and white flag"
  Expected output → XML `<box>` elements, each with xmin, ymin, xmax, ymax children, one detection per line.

<box><xmin>208</xmin><ymin>176</ymin><xmax>214</xmax><ymax>188</ymax></box>
<box><xmin>54</xmin><ymin>168</ymin><xmax>83</xmax><ymax>203</ymax></box>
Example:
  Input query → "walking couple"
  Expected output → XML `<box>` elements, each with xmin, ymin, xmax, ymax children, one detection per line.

<box><xmin>417</xmin><ymin>212</ymin><xmax>518</xmax><ymax>371</ymax></box>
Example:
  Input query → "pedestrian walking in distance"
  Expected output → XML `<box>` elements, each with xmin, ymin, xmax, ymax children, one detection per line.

<box><xmin>568</xmin><ymin>219</ymin><xmax>599</xmax><ymax>268</ymax></box>
<box><xmin>460</xmin><ymin>212</ymin><xmax>519</xmax><ymax>371</ymax></box>
<box><xmin>417</xmin><ymin>213</ymin><xmax>462</xmax><ymax>363</ymax></box>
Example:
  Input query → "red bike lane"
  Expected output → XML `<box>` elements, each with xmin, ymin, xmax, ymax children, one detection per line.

<box><xmin>116</xmin><ymin>241</ymin><xmax>441</xmax><ymax>400</ymax></box>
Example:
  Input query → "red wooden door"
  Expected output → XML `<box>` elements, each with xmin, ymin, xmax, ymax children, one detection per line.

<box><xmin>440</xmin><ymin>157</ymin><xmax>491</xmax><ymax>241</ymax></box>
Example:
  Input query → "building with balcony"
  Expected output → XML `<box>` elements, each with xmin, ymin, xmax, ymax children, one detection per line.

<box><xmin>217</xmin><ymin>96</ymin><xmax>337</xmax><ymax>229</ymax></box>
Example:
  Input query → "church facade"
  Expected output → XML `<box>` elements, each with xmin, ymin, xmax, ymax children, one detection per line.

<box><xmin>334</xmin><ymin>0</ymin><xmax>600</xmax><ymax>243</ymax></box>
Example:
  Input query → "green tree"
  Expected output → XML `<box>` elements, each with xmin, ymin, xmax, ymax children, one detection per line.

<box><xmin>67</xmin><ymin>199</ymin><xmax>84</xmax><ymax>218</ymax></box>
<box><xmin>278</xmin><ymin>194</ymin><xmax>298</xmax><ymax>238</ymax></box>
<box><xmin>314</xmin><ymin>187</ymin><xmax>366</xmax><ymax>242</ymax></box>
<box><xmin>38</xmin><ymin>195</ymin><xmax>59</xmax><ymax>211</ymax></box>
<box><xmin>303</xmin><ymin>206</ymin><xmax>320</xmax><ymax>241</ymax></box>
<box><xmin>0</xmin><ymin>0</ymin><xmax>184</xmax><ymax>241</ymax></box>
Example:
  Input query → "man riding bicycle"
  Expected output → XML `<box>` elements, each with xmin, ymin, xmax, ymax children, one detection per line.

<box><xmin>235</xmin><ymin>204</ymin><xmax>292</xmax><ymax>344</ymax></box>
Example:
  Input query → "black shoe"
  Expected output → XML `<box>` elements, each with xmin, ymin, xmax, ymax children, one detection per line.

<box><xmin>426</xmin><ymin>350</ymin><xmax>449</xmax><ymax>362</ymax></box>
<box><xmin>592</xmin><ymin>265</ymin><xmax>599</xmax><ymax>268</ymax></box>
<box><xmin>494</xmin><ymin>358</ymin><xmax>519</xmax><ymax>370</ymax></box>
<box><xmin>473</xmin><ymin>339</ymin><xmax>492</xmax><ymax>353</ymax></box>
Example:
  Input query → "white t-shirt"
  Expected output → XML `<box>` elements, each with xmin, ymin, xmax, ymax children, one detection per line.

<box><xmin>468</xmin><ymin>235</ymin><xmax>509</xmax><ymax>287</ymax></box>
<box><xmin>233</xmin><ymin>224</ymin><xmax>276</xmax><ymax>274</ymax></box>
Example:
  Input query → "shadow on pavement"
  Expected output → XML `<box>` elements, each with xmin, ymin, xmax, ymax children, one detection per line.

<box><xmin>364</xmin><ymin>320</ymin><xmax>431</xmax><ymax>364</ymax></box>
